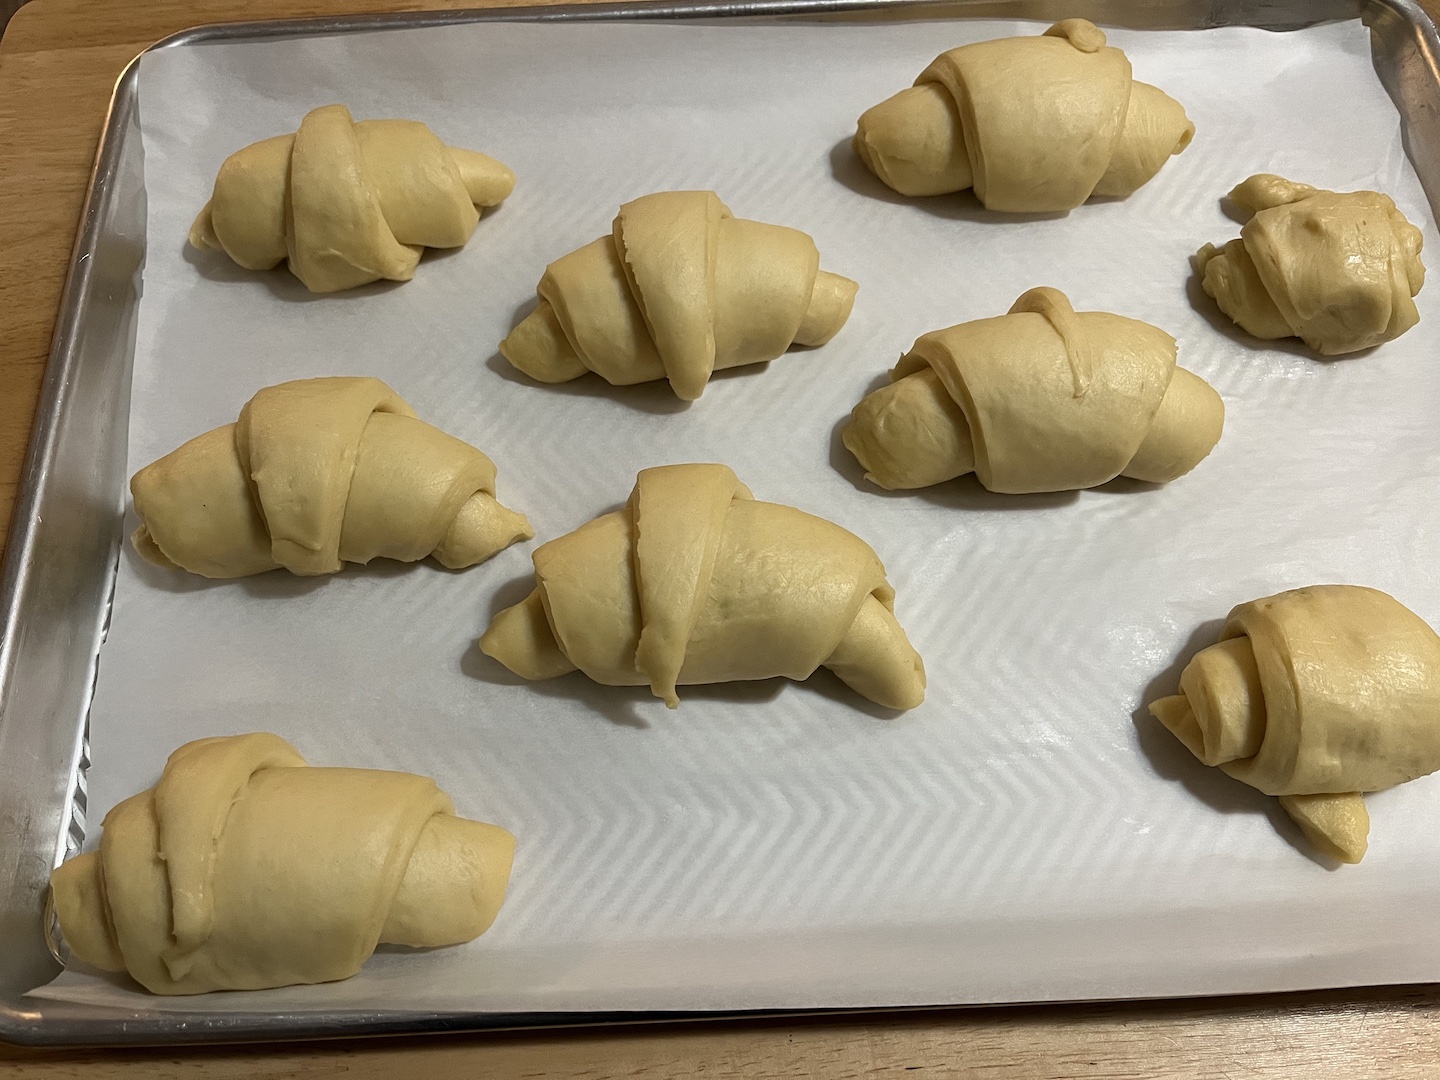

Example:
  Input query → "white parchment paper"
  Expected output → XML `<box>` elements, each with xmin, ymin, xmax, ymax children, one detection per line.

<box><xmin>31</xmin><ymin>16</ymin><xmax>1440</xmax><ymax>1014</ymax></box>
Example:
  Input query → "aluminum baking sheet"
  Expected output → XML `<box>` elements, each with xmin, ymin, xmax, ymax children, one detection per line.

<box><xmin>4</xmin><ymin>0</ymin><xmax>1440</xmax><ymax>1045</ymax></box>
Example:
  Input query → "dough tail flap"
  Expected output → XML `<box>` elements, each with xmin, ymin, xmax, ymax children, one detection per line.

<box><xmin>434</xmin><ymin>493</ymin><xmax>534</xmax><ymax>570</ymax></box>
<box><xmin>1121</xmin><ymin>366</ymin><xmax>1224</xmax><ymax>484</ymax></box>
<box><xmin>824</xmin><ymin>593</ymin><xmax>926</xmax><ymax>711</ymax></box>
<box><xmin>498</xmin><ymin>302</ymin><xmax>589</xmax><ymax>384</ymax></box>
<box><xmin>794</xmin><ymin>272</ymin><xmax>859</xmax><ymax>347</ymax></box>
<box><xmin>853</xmin><ymin>83</ymin><xmax>974</xmax><ymax>198</ymax></box>
<box><xmin>480</xmin><ymin>589</ymin><xmax>579</xmax><ymax>680</ymax></box>
<box><xmin>50</xmin><ymin>852</ymin><xmax>126</xmax><ymax>972</ymax></box>
<box><xmin>380</xmin><ymin>816</ymin><xmax>516</xmax><ymax>946</ymax></box>
<box><xmin>1278</xmin><ymin>792</ymin><xmax>1369</xmax><ymax>864</ymax></box>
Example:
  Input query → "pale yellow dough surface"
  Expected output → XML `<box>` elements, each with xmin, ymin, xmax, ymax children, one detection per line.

<box><xmin>842</xmin><ymin>287</ymin><xmax>1224</xmax><ymax>494</ymax></box>
<box><xmin>853</xmin><ymin>19</ymin><xmax>1194</xmax><ymax>211</ymax></box>
<box><xmin>50</xmin><ymin>733</ymin><xmax>516</xmax><ymax>995</ymax></box>
<box><xmin>1148</xmin><ymin>586</ymin><xmax>1440</xmax><ymax>863</ymax></box>
<box><xmin>189</xmin><ymin>104</ymin><xmax>515</xmax><ymax>293</ymax></box>
<box><xmin>130</xmin><ymin>376</ymin><xmax>532</xmax><ymax>578</ymax></box>
<box><xmin>481</xmin><ymin>463</ymin><xmax>925</xmax><ymax>711</ymax></box>
<box><xmin>499</xmin><ymin>190</ymin><xmax>858</xmax><ymax>400</ymax></box>
<box><xmin>1196</xmin><ymin>173</ymin><xmax>1425</xmax><ymax>355</ymax></box>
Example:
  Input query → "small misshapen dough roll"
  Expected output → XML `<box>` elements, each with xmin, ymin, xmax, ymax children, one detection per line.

<box><xmin>50</xmin><ymin>733</ymin><xmax>516</xmax><ymax>994</ymax></box>
<box><xmin>1196</xmin><ymin>174</ymin><xmax>1425</xmax><ymax>355</ymax></box>
<box><xmin>854</xmin><ymin>19</ymin><xmax>1193</xmax><ymax>211</ymax></box>
<box><xmin>500</xmin><ymin>191</ymin><xmax>858</xmax><ymax>400</ymax></box>
<box><xmin>842</xmin><ymin>287</ymin><xmax>1224</xmax><ymax>494</ymax></box>
<box><xmin>1148</xmin><ymin>585</ymin><xmax>1440</xmax><ymax>863</ymax></box>
<box><xmin>131</xmin><ymin>377</ymin><xmax>532</xmax><ymax>578</ymax></box>
<box><xmin>189</xmin><ymin>104</ymin><xmax>515</xmax><ymax>293</ymax></box>
<box><xmin>481</xmin><ymin>463</ymin><xmax>925</xmax><ymax>711</ymax></box>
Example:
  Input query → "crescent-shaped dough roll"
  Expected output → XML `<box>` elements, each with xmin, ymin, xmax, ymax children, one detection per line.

<box><xmin>130</xmin><ymin>377</ymin><xmax>532</xmax><ymax>578</ymax></box>
<box><xmin>1148</xmin><ymin>586</ymin><xmax>1440</xmax><ymax>863</ymax></box>
<box><xmin>842</xmin><ymin>288</ymin><xmax>1224</xmax><ymax>494</ymax></box>
<box><xmin>481</xmin><ymin>463</ymin><xmax>925</xmax><ymax>710</ymax></box>
<box><xmin>854</xmin><ymin>19</ymin><xmax>1194</xmax><ymax>211</ymax></box>
<box><xmin>188</xmin><ymin>104</ymin><xmax>515</xmax><ymax>293</ymax></box>
<box><xmin>499</xmin><ymin>191</ymin><xmax>858</xmax><ymax>400</ymax></box>
<box><xmin>1195</xmin><ymin>174</ymin><xmax>1425</xmax><ymax>355</ymax></box>
<box><xmin>50</xmin><ymin>733</ymin><xmax>516</xmax><ymax>994</ymax></box>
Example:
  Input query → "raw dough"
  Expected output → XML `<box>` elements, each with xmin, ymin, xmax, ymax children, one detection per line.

<box><xmin>842</xmin><ymin>287</ymin><xmax>1224</xmax><ymax>493</ymax></box>
<box><xmin>499</xmin><ymin>190</ymin><xmax>858</xmax><ymax>400</ymax></box>
<box><xmin>1148</xmin><ymin>586</ymin><xmax>1440</xmax><ymax>863</ymax></box>
<box><xmin>50</xmin><ymin>732</ymin><xmax>516</xmax><ymax>994</ymax></box>
<box><xmin>481</xmin><ymin>463</ymin><xmax>925</xmax><ymax>710</ymax></box>
<box><xmin>1195</xmin><ymin>174</ymin><xmax>1425</xmax><ymax>355</ymax></box>
<box><xmin>130</xmin><ymin>377</ymin><xmax>532</xmax><ymax>578</ymax></box>
<box><xmin>189</xmin><ymin>104</ymin><xmax>515</xmax><ymax>292</ymax></box>
<box><xmin>854</xmin><ymin>19</ymin><xmax>1193</xmax><ymax>211</ymax></box>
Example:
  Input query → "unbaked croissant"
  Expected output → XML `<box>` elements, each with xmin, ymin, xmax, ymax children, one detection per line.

<box><xmin>131</xmin><ymin>377</ymin><xmax>532</xmax><ymax>578</ymax></box>
<box><xmin>50</xmin><ymin>733</ymin><xmax>516</xmax><ymax>994</ymax></box>
<box><xmin>854</xmin><ymin>19</ymin><xmax>1193</xmax><ymax>211</ymax></box>
<box><xmin>189</xmin><ymin>104</ymin><xmax>515</xmax><ymax>293</ymax></box>
<box><xmin>1195</xmin><ymin>174</ymin><xmax>1425</xmax><ymax>355</ymax></box>
<box><xmin>842</xmin><ymin>288</ymin><xmax>1224</xmax><ymax>494</ymax></box>
<box><xmin>481</xmin><ymin>463</ymin><xmax>925</xmax><ymax>710</ymax></box>
<box><xmin>499</xmin><ymin>191</ymin><xmax>858</xmax><ymax>400</ymax></box>
<box><xmin>1148</xmin><ymin>586</ymin><xmax>1440</xmax><ymax>864</ymax></box>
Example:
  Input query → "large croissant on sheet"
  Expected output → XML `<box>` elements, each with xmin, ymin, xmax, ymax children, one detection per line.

<box><xmin>1148</xmin><ymin>586</ymin><xmax>1440</xmax><ymax>864</ymax></box>
<box><xmin>131</xmin><ymin>377</ymin><xmax>532</xmax><ymax>578</ymax></box>
<box><xmin>50</xmin><ymin>733</ymin><xmax>516</xmax><ymax>994</ymax></box>
<box><xmin>842</xmin><ymin>288</ymin><xmax>1224</xmax><ymax>494</ymax></box>
<box><xmin>854</xmin><ymin>19</ymin><xmax>1194</xmax><ymax>212</ymax></box>
<box><xmin>499</xmin><ymin>191</ymin><xmax>859</xmax><ymax>400</ymax></box>
<box><xmin>481</xmin><ymin>464</ymin><xmax>925</xmax><ymax>710</ymax></box>
<box><xmin>189</xmin><ymin>104</ymin><xmax>515</xmax><ymax>293</ymax></box>
<box><xmin>1195</xmin><ymin>174</ymin><xmax>1425</xmax><ymax>355</ymax></box>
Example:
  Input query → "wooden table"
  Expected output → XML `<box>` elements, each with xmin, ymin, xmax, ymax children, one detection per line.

<box><xmin>2</xmin><ymin>1</ymin><xmax>1439</xmax><ymax>1075</ymax></box>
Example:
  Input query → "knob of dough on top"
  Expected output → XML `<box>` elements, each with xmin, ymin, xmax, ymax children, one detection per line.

<box><xmin>1147</xmin><ymin>586</ymin><xmax>1440</xmax><ymax>864</ymax></box>
<box><xmin>189</xmin><ymin>104</ymin><xmax>516</xmax><ymax>293</ymax></box>
<box><xmin>842</xmin><ymin>287</ymin><xmax>1224</xmax><ymax>494</ymax></box>
<box><xmin>50</xmin><ymin>732</ymin><xmax>516</xmax><ymax>994</ymax></box>
<box><xmin>499</xmin><ymin>190</ymin><xmax>858</xmax><ymax>401</ymax></box>
<box><xmin>1195</xmin><ymin>174</ymin><xmax>1425</xmax><ymax>355</ymax></box>
<box><xmin>854</xmin><ymin>19</ymin><xmax>1194</xmax><ymax>211</ymax></box>
<box><xmin>481</xmin><ymin>463</ymin><xmax>925</xmax><ymax>711</ymax></box>
<box><xmin>130</xmin><ymin>377</ymin><xmax>532</xmax><ymax>579</ymax></box>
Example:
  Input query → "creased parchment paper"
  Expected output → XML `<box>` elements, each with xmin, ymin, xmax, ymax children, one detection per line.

<box><xmin>30</xmin><ymin>16</ymin><xmax>1440</xmax><ymax>1014</ymax></box>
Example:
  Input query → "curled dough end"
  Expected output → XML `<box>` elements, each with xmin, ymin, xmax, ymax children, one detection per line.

<box><xmin>1121</xmin><ymin>366</ymin><xmax>1225</xmax><ymax>484</ymax></box>
<box><xmin>50</xmin><ymin>852</ymin><xmax>126</xmax><ymax>972</ymax></box>
<box><xmin>1196</xmin><ymin>239</ymin><xmax>1294</xmax><ymax>341</ymax></box>
<box><xmin>1091</xmin><ymin>82</ymin><xmax>1195</xmax><ymax>200</ymax></box>
<box><xmin>824</xmin><ymin>592</ymin><xmax>927</xmax><ymax>711</ymax></box>
<box><xmin>480</xmin><ymin>589</ymin><xmax>580</xmax><ymax>681</ymax></box>
<box><xmin>499</xmin><ymin>303</ymin><xmax>589</xmax><ymax>384</ymax></box>
<box><xmin>434</xmin><ymin>492</ymin><xmax>534</xmax><ymax>570</ymax></box>
<box><xmin>795</xmin><ymin>271</ymin><xmax>860</xmax><ymax>347</ymax></box>
<box><xmin>1278</xmin><ymin>792</ymin><xmax>1369</xmax><ymax>865</ymax></box>
<box><xmin>853</xmin><ymin>84</ymin><xmax>974</xmax><ymax>198</ymax></box>
<box><xmin>842</xmin><ymin>366</ymin><xmax>976</xmax><ymax>490</ymax></box>
<box><xmin>381</xmin><ymin>816</ymin><xmax>517</xmax><ymax>946</ymax></box>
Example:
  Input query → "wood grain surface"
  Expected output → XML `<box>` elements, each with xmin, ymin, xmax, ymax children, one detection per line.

<box><xmin>1</xmin><ymin>1</ymin><xmax>1439</xmax><ymax>1076</ymax></box>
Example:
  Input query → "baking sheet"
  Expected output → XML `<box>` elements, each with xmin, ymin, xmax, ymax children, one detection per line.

<box><xmin>29</xmin><ymin>15</ymin><xmax>1440</xmax><ymax>1013</ymax></box>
